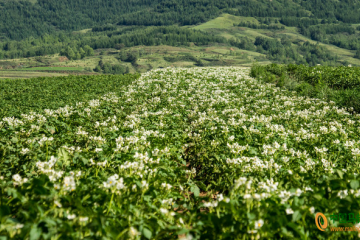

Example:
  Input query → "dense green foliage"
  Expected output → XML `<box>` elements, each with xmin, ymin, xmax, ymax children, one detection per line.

<box><xmin>0</xmin><ymin>0</ymin><xmax>157</xmax><ymax>40</ymax></box>
<box><xmin>92</xmin><ymin>25</ymin><xmax>117</xmax><ymax>32</ymax></box>
<box><xmin>299</xmin><ymin>24</ymin><xmax>360</xmax><ymax>51</ymax></box>
<box><xmin>280</xmin><ymin>17</ymin><xmax>320</xmax><ymax>28</ymax></box>
<box><xmin>164</xmin><ymin>53</ymin><xmax>204</xmax><ymax>66</ymax></box>
<box><xmin>0</xmin><ymin>73</ymin><xmax>139</xmax><ymax>118</ymax></box>
<box><xmin>93</xmin><ymin>60</ymin><xmax>130</xmax><ymax>75</ymax></box>
<box><xmin>235</xmin><ymin>22</ymin><xmax>285</xmax><ymax>30</ymax></box>
<box><xmin>1</xmin><ymin>67</ymin><xmax>360</xmax><ymax>239</ymax></box>
<box><xmin>228</xmin><ymin>37</ymin><xmax>256</xmax><ymax>51</ymax></box>
<box><xmin>2</xmin><ymin>0</ymin><xmax>360</xmax><ymax>41</ymax></box>
<box><xmin>59</xmin><ymin>45</ymin><xmax>94</xmax><ymax>60</ymax></box>
<box><xmin>286</xmin><ymin>64</ymin><xmax>360</xmax><ymax>89</ymax></box>
<box><xmin>355</xmin><ymin>50</ymin><xmax>360</xmax><ymax>60</ymax></box>
<box><xmin>253</xmin><ymin>37</ymin><xmax>338</xmax><ymax>65</ymax></box>
<box><xmin>250</xmin><ymin>63</ymin><xmax>360</xmax><ymax>112</ymax></box>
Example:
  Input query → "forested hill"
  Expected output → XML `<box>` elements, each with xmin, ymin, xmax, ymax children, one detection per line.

<box><xmin>0</xmin><ymin>0</ymin><xmax>157</xmax><ymax>40</ymax></box>
<box><xmin>1</xmin><ymin>0</ymin><xmax>360</xmax><ymax>40</ymax></box>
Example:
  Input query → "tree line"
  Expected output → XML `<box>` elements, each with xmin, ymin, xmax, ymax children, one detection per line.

<box><xmin>0</xmin><ymin>26</ymin><xmax>225</xmax><ymax>59</ymax></box>
<box><xmin>59</xmin><ymin>45</ymin><xmax>95</xmax><ymax>60</ymax></box>
<box><xmin>252</xmin><ymin>36</ymin><xmax>338</xmax><ymax>66</ymax></box>
<box><xmin>235</xmin><ymin>22</ymin><xmax>284</xmax><ymax>30</ymax></box>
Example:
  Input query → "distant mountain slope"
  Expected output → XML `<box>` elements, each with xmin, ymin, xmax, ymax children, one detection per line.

<box><xmin>0</xmin><ymin>0</ymin><xmax>158</xmax><ymax>40</ymax></box>
<box><xmin>1</xmin><ymin>0</ymin><xmax>360</xmax><ymax>40</ymax></box>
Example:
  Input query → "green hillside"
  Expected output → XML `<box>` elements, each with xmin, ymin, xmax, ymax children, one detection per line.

<box><xmin>1</xmin><ymin>1</ymin><xmax>360</xmax><ymax>78</ymax></box>
<box><xmin>1</xmin><ymin>0</ymin><xmax>360</xmax><ymax>41</ymax></box>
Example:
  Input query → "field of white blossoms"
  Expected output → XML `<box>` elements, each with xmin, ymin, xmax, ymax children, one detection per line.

<box><xmin>1</xmin><ymin>67</ymin><xmax>360</xmax><ymax>239</ymax></box>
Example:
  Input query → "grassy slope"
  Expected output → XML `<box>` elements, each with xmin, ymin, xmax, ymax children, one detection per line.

<box><xmin>192</xmin><ymin>14</ymin><xmax>258</xmax><ymax>30</ymax></box>
<box><xmin>191</xmin><ymin>14</ymin><xmax>360</xmax><ymax>65</ymax></box>
<box><xmin>282</xmin><ymin>31</ymin><xmax>360</xmax><ymax>65</ymax></box>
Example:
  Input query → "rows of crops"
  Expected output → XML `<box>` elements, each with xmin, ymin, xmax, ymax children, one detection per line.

<box><xmin>1</xmin><ymin>67</ymin><xmax>360</xmax><ymax>239</ymax></box>
<box><xmin>0</xmin><ymin>74</ymin><xmax>140</xmax><ymax>119</ymax></box>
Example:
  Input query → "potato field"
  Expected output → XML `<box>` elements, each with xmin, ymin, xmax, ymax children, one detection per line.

<box><xmin>1</xmin><ymin>67</ymin><xmax>360</xmax><ymax>239</ymax></box>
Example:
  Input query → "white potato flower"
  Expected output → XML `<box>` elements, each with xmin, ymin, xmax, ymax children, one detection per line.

<box><xmin>67</xmin><ymin>214</ymin><xmax>76</xmax><ymax>220</ymax></box>
<box><xmin>309</xmin><ymin>207</ymin><xmax>315</xmax><ymax>214</ymax></box>
<box><xmin>254</xmin><ymin>219</ymin><xmax>264</xmax><ymax>229</ymax></box>
<box><xmin>286</xmin><ymin>208</ymin><xmax>294</xmax><ymax>215</ymax></box>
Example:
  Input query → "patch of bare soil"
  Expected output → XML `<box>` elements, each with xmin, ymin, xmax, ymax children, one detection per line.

<box><xmin>58</xmin><ymin>56</ymin><xmax>69</xmax><ymax>62</ymax></box>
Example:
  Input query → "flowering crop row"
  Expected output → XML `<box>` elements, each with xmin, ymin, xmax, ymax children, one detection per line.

<box><xmin>1</xmin><ymin>67</ymin><xmax>360</xmax><ymax>239</ymax></box>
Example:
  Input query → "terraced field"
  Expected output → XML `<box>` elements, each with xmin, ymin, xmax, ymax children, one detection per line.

<box><xmin>1</xmin><ymin>67</ymin><xmax>360</xmax><ymax>239</ymax></box>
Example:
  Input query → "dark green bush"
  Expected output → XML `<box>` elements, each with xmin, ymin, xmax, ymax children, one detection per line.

<box><xmin>250</xmin><ymin>63</ymin><xmax>360</xmax><ymax>112</ymax></box>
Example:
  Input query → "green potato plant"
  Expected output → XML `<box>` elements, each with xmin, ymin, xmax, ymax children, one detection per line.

<box><xmin>1</xmin><ymin>67</ymin><xmax>360</xmax><ymax>239</ymax></box>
